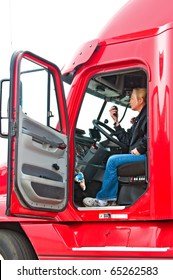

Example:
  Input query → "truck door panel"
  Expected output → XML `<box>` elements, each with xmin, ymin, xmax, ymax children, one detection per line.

<box><xmin>7</xmin><ymin>51</ymin><xmax>69</xmax><ymax>216</ymax></box>
<box><xmin>17</xmin><ymin>110</ymin><xmax>67</xmax><ymax>209</ymax></box>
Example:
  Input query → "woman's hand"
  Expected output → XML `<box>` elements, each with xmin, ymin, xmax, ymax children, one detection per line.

<box><xmin>109</xmin><ymin>106</ymin><xmax>118</xmax><ymax>123</ymax></box>
<box><xmin>130</xmin><ymin>148</ymin><xmax>141</xmax><ymax>155</ymax></box>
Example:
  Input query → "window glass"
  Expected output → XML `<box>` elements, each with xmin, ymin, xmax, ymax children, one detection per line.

<box><xmin>20</xmin><ymin>59</ymin><xmax>60</xmax><ymax>130</ymax></box>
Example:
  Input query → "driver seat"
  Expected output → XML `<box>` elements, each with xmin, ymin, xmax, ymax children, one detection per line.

<box><xmin>117</xmin><ymin>161</ymin><xmax>147</xmax><ymax>205</ymax></box>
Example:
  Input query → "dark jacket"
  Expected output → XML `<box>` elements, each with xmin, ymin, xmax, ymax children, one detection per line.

<box><xmin>114</xmin><ymin>105</ymin><xmax>147</xmax><ymax>154</ymax></box>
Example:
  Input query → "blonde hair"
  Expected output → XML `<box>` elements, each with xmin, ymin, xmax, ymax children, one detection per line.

<box><xmin>133</xmin><ymin>88</ymin><xmax>147</xmax><ymax>103</ymax></box>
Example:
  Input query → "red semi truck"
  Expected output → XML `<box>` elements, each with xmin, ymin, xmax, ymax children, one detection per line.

<box><xmin>0</xmin><ymin>0</ymin><xmax>173</xmax><ymax>259</ymax></box>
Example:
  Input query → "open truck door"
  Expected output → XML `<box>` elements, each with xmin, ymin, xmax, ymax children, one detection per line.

<box><xmin>5</xmin><ymin>51</ymin><xmax>69</xmax><ymax>218</ymax></box>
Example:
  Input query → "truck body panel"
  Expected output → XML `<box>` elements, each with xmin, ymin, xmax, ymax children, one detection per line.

<box><xmin>0</xmin><ymin>0</ymin><xmax>173</xmax><ymax>259</ymax></box>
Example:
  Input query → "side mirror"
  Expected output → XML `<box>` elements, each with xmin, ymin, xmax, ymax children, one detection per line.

<box><xmin>0</xmin><ymin>79</ymin><xmax>10</xmax><ymax>137</ymax></box>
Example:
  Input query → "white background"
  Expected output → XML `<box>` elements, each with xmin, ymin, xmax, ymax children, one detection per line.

<box><xmin>0</xmin><ymin>0</ymin><xmax>128</xmax><ymax>164</ymax></box>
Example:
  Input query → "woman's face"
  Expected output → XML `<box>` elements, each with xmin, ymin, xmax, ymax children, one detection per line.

<box><xmin>129</xmin><ymin>91</ymin><xmax>141</xmax><ymax>111</ymax></box>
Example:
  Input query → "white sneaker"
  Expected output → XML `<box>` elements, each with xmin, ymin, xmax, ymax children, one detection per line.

<box><xmin>83</xmin><ymin>197</ymin><xmax>108</xmax><ymax>207</ymax></box>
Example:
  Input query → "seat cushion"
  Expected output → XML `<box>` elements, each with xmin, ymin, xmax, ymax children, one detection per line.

<box><xmin>118</xmin><ymin>161</ymin><xmax>145</xmax><ymax>176</ymax></box>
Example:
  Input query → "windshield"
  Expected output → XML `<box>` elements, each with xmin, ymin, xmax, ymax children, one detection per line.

<box><xmin>76</xmin><ymin>92</ymin><xmax>137</xmax><ymax>140</ymax></box>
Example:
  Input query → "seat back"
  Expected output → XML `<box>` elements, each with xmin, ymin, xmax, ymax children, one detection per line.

<box><xmin>117</xmin><ymin>161</ymin><xmax>147</xmax><ymax>205</ymax></box>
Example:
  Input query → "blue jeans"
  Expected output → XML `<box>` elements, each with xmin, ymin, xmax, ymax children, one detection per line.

<box><xmin>96</xmin><ymin>153</ymin><xmax>146</xmax><ymax>201</ymax></box>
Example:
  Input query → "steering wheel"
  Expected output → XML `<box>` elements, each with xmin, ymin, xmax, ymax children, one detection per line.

<box><xmin>93</xmin><ymin>119</ymin><xmax>128</xmax><ymax>149</ymax></box>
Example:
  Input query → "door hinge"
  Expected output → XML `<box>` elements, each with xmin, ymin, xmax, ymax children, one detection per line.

<box><xmin>11</xmin><ymin>121</ymin><xmax>17</xmax><ymax>136</ymax></box>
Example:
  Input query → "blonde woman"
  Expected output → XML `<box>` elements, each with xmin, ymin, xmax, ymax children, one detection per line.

<box><xmin>83</xmin><ymin>88</ymin><xmax>147</xmax><ymax>207</ymax></box>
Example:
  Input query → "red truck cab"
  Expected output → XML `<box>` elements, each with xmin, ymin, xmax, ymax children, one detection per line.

<box><xmin>0</xmin><ymin>0</ymin><xmax>173</xmax><ymax>259</ymax></box>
